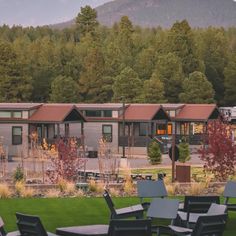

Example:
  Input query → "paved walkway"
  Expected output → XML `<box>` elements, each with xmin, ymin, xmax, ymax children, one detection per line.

<box><xmin>1</xmin><ymin>153</ymin><xmax>204</xmax><ymax>173</ymax></box>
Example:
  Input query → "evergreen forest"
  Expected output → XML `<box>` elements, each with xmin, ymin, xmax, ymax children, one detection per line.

<box><xmin>0</xmin><ymin>6</ymin><xmax>236</xmax><ymax>105</ymax></box>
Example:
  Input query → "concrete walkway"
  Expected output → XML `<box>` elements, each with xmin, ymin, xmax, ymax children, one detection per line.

<box><xmin>2</xmin><ymin>153</ymin><xmax>204</xmax><ymax>173</ymax></box>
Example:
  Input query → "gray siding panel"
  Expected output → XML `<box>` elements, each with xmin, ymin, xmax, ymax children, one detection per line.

<box><xmin>0</xmin><ymin>123</ymin><xmax>28</xmax><ymax>157</ymax></box>
<box><xmin>70</xmin><ymin>122</ymin><xmax>118</xmax><ymax>152</ymax></box>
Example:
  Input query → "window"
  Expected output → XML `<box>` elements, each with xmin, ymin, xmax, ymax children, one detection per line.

<box><xmin>102</xmin><ymin>125</ymin><xmax>112</xmax><ymax>142</ymax></box>
<box><xmin>103</xmin><ymin>110</ymin><xmax>112</xmax><ymax>117</ymax></box>
<box><xmin>0</xmin><ymin>111</ymin><xmax>11</xmax><ymax>118</ymax></box>
<box><xmin>167</xmin><ymin>124</ymin><xmax>172</xmax><ymax>135</ymax></box>
<box><xmin>12</xmin><ymin>126</ymin><xmax>22</xmax><ymax>145</ymax></box>
<box><xmin>85</xmin><ymin>110</ymin><xmax>102</xmax><ymax>117</ymax></box>
<box><xmin>0</xmin><ymin>111</ymin><xmax>22</xmax><ymax>118</ymax></box>
<box><xmin>156</xmin><ymin>124</ymin><xmax>167</xmax><ymax>135</ymax></box>
<box><xmin>13</xmin><ymin>111</ymin><xmax>22</xmax><ymax>118</ymax></box>
<box><xmin>193</xmin><ymin>123</ymin><xmax>204</xmax><ymax>134</ymax></box>
<box><xmin>139</xmin><ymin>123</ymin><xmax>148</xmax><ymax>136</ymax></box>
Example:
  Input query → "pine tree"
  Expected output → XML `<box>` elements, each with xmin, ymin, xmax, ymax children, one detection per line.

<box><xmin>148</xmin><ymin>141</ymin><xmax>162</xmax><ymax>165</ymax></box>
<box><xmin>224</xmin><ymin>54</ymin><xmax>236</xmax><ymax>105</ymax></box>
<box><xmin>0</xmin><ymin>41</ymin><xmax>32</xmax><ymax>102</ymax></box>
<box><xmin>75</xmin><ymin>5</ymin><xmax>99</xmax><ymax>38</ymax></box>
<box><xmin>153</xmin><ymin>53</ymin><xmax>184</xmax><ymax>103</ymax></box>
<box><xmin>141</xmin><ymin>77</ymin><xmax>166</xmax><ymax>103</ymax></box>
<box><xmin>201</xmin><ymin>28</ymin><xmax>228</xmax><ymax>104</ymax></box>
<box><xmin>179</xmin><ymin>71</ymin><xmax>215</xmax><ymax>103</ymax></box>
<box><xmin>178</xmin><ymin>140</ymin><xmax>190</xmax><ymax>163</ymax></box>
<box><xmin>112</xmin><ymin>67</ymin><xmax>142</xmax><ymax>103</ymax></box>
<box><xmin>79</xmin><ymin>47</ymin><xmax>106</xmax><ymax>102</ymax></box>
<box><xmin>50</xmin><ymin>75</ymin><xmax>79</xmax><ymax>103</ymax></box>
<box><xmin>169</xmin><ymin>20</ymin><xmax>202</xmax><ymax>75</ymax></box>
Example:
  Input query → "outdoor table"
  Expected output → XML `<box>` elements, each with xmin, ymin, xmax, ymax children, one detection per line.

<box><xmin>147</xmin><ymin>198</ymin><xmax>179</xmax><ymax>235</ymax></box>
<box><xmin>56</xmin><ymin>224</ymin><xmax>109</xmax><ymax>236</ymax></box>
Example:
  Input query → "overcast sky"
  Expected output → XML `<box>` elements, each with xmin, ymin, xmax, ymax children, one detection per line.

<box><xmin>0</xmin><ymin>0</ymin><xmax>112</xmax><ymax>27</ymax></box>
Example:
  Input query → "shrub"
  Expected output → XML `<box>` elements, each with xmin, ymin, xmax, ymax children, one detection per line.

<box><xmin>187</xmin><ymin>182</ymin><xmax>205</xmax><ymax>195</ymax></box>
<box><xmin>198</xmin><ymin>119</ymin><xmax>236</xmax><ymax>181</ymax></box>
<box><xmin>147</xmin><ymin>141</ymin><xmax>162</xmax><ymax>165</ymax></box>
<box><xmin>45</xmin><ymin>189</ymin><xmax>61</xmax><ymax>198</ymax></box>
<box><xmin>13</xmin><ymin>165</ymin><xmax>24</xmax><ymax>183</ymax></box>
<box><xmin>178</xmin><ymin>140</ymin><xmax>190</xmax><ymax>163</ymax></box>
<box><xmin>74</xmin><ymin>189</ymin><xmax>85</xmax><ymax>197</ymax></box>
<box><xmin>57</xmin><ymin>179</ymin><xmax>68</xmax><ymax>192</ymax></box>
<box><xmin>46</xmin><ymin>138</ymin><xmax>87</xmax><ymax>183</ymax></box>
<box><xmin>88</xmin><ymin>180</ymin><xmax>104</xmax><ymax>194</ymax></box>
<box><xmin>109</xmin><ymin>188</ymin><xmax>120</xmax><ymax>197</ymax></box>
<box><xmin>21</xmin><ymin>187</ymin><xmax>35</xmax><ymax>198</ymax></box>
<box><xmin>123</xmin><ymin>178</ymin><xmax>134</xmax><ymax>195</ymax></box>
<box><xmin>0</xmin><ymin>183</ymin><xmax>11</xmax><ymax>199</ymax></box>
<box><xmin>15</xmin><ymin>181</ymin><xmax>25</xmax><ymax>197</ymax></box>
<box><xmin>64</xmin><ymin>182</ymin><xmax>76</xmax><ymax>196</ymax></box>
<box><xmin>166</xmin><ymin>183</ymin><xmax>180</xmax><ymax>196</ymax></box>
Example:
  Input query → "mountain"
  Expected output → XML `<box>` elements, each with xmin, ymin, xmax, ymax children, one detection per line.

<box><xmin>1</xmin><ymin>0</ymin><xmax>236</xmax><ymax>28</ymax></box>
<box><xmin>56</xmin><ymin>0</ymin><xmax>236</xmax><ymax>29</ymax></box>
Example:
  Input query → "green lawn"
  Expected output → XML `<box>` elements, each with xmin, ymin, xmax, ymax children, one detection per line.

<box><xmin>0</xmin><ymin>197</ymin><xmax>235</xmax><ymax>235</ymax></box>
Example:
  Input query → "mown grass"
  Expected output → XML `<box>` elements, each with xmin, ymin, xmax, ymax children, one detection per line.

<box><xmin>0</xmin><ymin>197</ymin><xmax>235</xmax><ymax>235</ymax></box>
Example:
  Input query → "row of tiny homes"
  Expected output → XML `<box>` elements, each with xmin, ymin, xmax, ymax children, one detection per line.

<box><xmin>0</xmin><ymin>103</ymin><xmax>220</xmax><ymax>157</ymax></box>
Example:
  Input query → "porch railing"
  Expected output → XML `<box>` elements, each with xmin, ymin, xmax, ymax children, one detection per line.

<box><xmin>119</xmin><ymin>134</ymin><xmax>205</xmax><ymax>147</ymax></box>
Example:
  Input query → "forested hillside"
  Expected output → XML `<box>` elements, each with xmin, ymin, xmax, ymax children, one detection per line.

<box><xmin>96</xmin><ymin>0</ymin><xmax>236</xmax><ymax>28</ymax></box>
<box><xmin>56</xmin><ymin>0</ymin><xmax>236</xmax><ymax>29</ymax></box>
<box><xmin>0</xmin><ymin>6</ymin><xmax>236</xmax><ymax>105</ymax></box>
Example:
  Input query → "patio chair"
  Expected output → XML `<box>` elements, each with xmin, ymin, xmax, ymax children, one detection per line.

<box><xmin>177</xmin><ymin>203</ymin><xmax>227</xmax><ymax>228</ymax></box>
<box><xmin>0</xmin><ymin>217</ymin><xmax>19</xmax><ymax>236</ymax></box>
<box><xmin>179</xmin><ymin>195</ymin><xmax>220</xmax><ymax>213</ymax></box>
<box><xmin>168</xmin><ymin>214</ymin><xmax>227</xmax><ymax>236</ymax></box>
<box><xmin>103</xmin><ymin>190</ymin><xmax>144</xmax><ymax>219</ymax></box>
<box><xmin>108</xmin><ymin>219</ymin><xmax>152</xmax><ymax>236</ymax></box>
<box><xmin>137</xmin><ymin>180</ymin><xmax>168</xmax><ymax>210</ymax></box>
<box><xmin>223</xmin><ymin>181</ymin><xmax>236</xmax><ymax>212</ymax></box>
<box><xmin>176</xmin><ymin>196</ymin><xmax>220</xmax><ymax>228</ymax></box>
<box><xmin>56</xmin><ymin>225</ymin><xmax>109</xmax><ymax>236</ymax></box>
<box><xmin>16</xmin><ymin>212</ymin><xmax>58</xmax><ymax>236</ymax></box>
<box><xmin>146</xmin><ymin>198</ymin><xmax>179</xmax><ymax>236</ymax></box>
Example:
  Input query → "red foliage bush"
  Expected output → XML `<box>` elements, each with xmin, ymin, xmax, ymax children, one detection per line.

<box><xmin>46</xmin><ymin>138</ymin><xmax>87</xmax><ymax>183</ymax></box>
<box><xmin>198</xmin><ymin>119</ymin><xmax>236</xmax><ymax>181</ymax></box>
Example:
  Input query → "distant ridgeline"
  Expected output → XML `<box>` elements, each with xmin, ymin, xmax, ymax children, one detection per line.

<box><xmin>54</xmin><ymin>0</ymin><xmax>236</xmax><ymax>29</ymax></box>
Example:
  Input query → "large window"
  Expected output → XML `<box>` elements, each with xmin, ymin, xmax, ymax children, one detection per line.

<box><xmin>13</xmin><ymin>111</ymin><xmax>22</xmax><ymax>118</ymax></box>
<box><xmin>0</xmin><ymin>111</ymin><xmax>22</xmax><ymax>118</ymax></box>
<box><xmin>103</xmin><ymin>110</ymin><xmax>112</xmax><ymax>117</ymax></box>
<box><xmin>139</xmin><ymin>123</ymin><xmax>148</xmax><ymax>136</ymax></box>
<box><xmin>102</xmin><ymin>125</ymin><xmax>112</xmax><ymax>142</ymax></box>
<box><xmin>0</xmin><ymin>111</ymin><xmax>11</xmax><ymax>118</ymax></box>
<box><xmin>85</xmin><ymin>110</ymin><xmax>102</xmax><ymax>117</ymax></box>
<box><xmin>84</xmin><ymin>110</ymin><xmax>112</xmax><ymax>118</ymax></box>
<box><xmin>156</xmin><ymin>124</ymin><xmax>167</xmax><ymax>135</ymax></box>
<box><xmin>193</xmin><ymin>123</ymin><xmax>204</xmax><ymax>134</ymax></box>
<box><xmin>12</xmin><ymin>126</ymin><xmax>22</xmax><ymax>145</ymax></box>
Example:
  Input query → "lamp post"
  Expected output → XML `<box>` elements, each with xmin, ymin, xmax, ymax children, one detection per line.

<box><xmin>122</xmin><ymin>97</ymin><xmax>126</xmax><ymax>158</ymax></box>
<box><xmin>171</xmin><ymin>121</ymin><xmax>176</xmax><ymax>183</ymax></box>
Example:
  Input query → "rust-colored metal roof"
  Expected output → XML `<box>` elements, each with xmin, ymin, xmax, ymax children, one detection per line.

<box><xmin>0</xmin><ymin>103</ymin><xmax>42</xmax><ymax>110</ymax></box>
<box><xmin>120</xmin><ymin>104</ymin><xmax>168</xmax><ymax>121</ymax></box>
<box><xmin>175</xmin><ymin>104</ymin><xmax>218</xmax><ymax>121</ymax></box>
<box><xmin>76</xmin><ymin>103</ymin><xmax>124</xmax><ymax>110</ymax></box>
<box><xmin>86</xmin><ymin>117</ymin><xmax>119</xmax><ymax>122</ymax></box>
<box><xmin>0</xmin><ymin>118</ymin><xmax>28</xmax><ymax>123</ymax></box>
<box><xmin>29</xmin><ymin>104</ymin><xmax>86</xmax><ymax>123</ymax></box>
<box><xmin>161</xmin><ymin>104</ymin><xmax>185</xmax><ymax>110</ymax></box>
